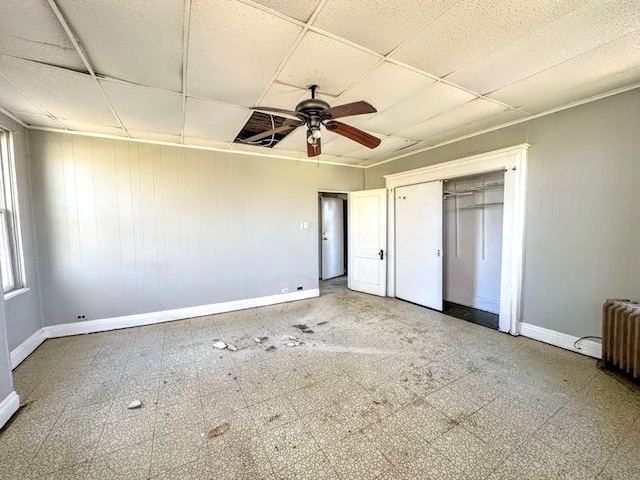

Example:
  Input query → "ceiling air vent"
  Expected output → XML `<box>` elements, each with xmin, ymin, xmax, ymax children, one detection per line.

<box><xmin>233</xmin><ymin>111</ymin><xmax>293</xmax><ymax>148</ymax></box>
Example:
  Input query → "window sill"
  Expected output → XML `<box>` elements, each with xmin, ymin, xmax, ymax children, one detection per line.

<box><xmin>4</xmin><ymin>287</ymin><xmax>29</xmax><ymax>301</ymax></box>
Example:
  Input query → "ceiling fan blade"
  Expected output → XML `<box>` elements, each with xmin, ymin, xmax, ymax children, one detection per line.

<box><xmin>251</xmin><ymin>106</ymin><xmax>307</xmax><ymax>120</ymax></box>
<box><xmin>325</xmin><ymin>121</ymin><xmax>381</xmax><ymax>149</ymax></box>
<box><xmin>242</xmin><ymin>122</ymin><xmax>303</xmax><ymax>143</ymax></box>
<box><xmin>321</xmin><ymin>101</ymin><xmax>376</xmax><ymax>120</ymax></box>
<box><xmin>306</xmin><ymin>130</ymin><xmax>321</xmax><ymax>157</ymax></box>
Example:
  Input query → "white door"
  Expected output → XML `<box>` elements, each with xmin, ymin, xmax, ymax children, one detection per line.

<box><xmin>348</xmin><ymin>189</ymin><xmax>387</xmax><ymax>296</ymax></box>
<box><xmin>395</xmin><ymin>181</ymin><xmax>443</xmax><ymax>310</ymax></box>
<box><xmin>321</xmin><ymin>196</ymin><xmax>345</xmax><ymax>280</ymax></box>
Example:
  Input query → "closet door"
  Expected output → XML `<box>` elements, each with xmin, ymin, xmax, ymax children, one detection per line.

<box><xmin>395</xmin><ymin>181</ymin><xmax>443</xmax><ymax>310</ymax></box>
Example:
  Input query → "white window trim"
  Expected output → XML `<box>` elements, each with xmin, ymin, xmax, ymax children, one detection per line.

<box><xmin>0</xmin><ymin>127</ymin><xmax>26</xmax><ymax>297</ymax></box>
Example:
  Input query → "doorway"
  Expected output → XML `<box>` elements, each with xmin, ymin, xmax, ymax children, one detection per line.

<box><xmin>318</xmin><ymin>192</ymin><xmax>348</xmax><ymax>291</ymax></box>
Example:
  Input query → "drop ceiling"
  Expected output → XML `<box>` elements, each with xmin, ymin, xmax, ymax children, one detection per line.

<box><xmin>0</xmin><ymin>0</ymin><xmax>638</xmax><ymax>167</ymax></box>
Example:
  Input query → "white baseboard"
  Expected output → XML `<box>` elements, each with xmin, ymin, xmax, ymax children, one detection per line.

<box><xmin>519</xmin><ymin>322</ymin><xmax>602</xmax><ymax>359</ymax></box>
<box><xmin>0</xmin><ymin>391</ymin><xmax>20</xmax><ymax>429</ymax></box>
<box><xmin>10</xmin><ymin>289</ymin><xmax>319</xmax><ymax>368</ymax></box>
<box><xmin>10</xmin><ymin>328</ymin><xmax>47</xmax><ymax>369</ymax></box>
<box><xmin>44</xmin><ymin>288</ymin><xmax>319</xmax><ymax>338</ymax></box>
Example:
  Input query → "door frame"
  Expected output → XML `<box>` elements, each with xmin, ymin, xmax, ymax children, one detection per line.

<box><xmin>317</xmin><ymin>190</ymin><xmax>349</xmax><ymax>284</ymax></box>
<box><xmin>384</xmin><ymin>144</ymin><xmax>529</xmax><ymax>335</ymax></box>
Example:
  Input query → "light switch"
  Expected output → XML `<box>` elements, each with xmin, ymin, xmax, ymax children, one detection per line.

<box><xmin>299</xmin><ymin>221</ymin><xmax>304</xmax><ymax>229</ymax></box>
<box><xmin>303</xmin><ymin>221</ymin><xmax>309</xmax><ymax>229</ymax></box>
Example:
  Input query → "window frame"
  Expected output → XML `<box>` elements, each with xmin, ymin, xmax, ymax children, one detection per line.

<box><xmin>0</xmin><ymin>127</ymin><xmax>26</xmax><ymax>295</ymax></box>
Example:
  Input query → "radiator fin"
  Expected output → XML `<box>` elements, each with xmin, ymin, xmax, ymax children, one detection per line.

<box><xmin>602</xmin><ymin>299</ymin><xmax>640</xmax><ymax>379</ymax></box>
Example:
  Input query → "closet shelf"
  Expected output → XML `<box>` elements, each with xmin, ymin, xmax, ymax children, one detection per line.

<box><xmin>443</xmin><ymin>182</ymin><xmax>504</xmax><ymax>197</ymax></box>
<box><xmin>461</xmin><ymin>202</ymin><xmax>504</xmax><ymax>209</ymax></box>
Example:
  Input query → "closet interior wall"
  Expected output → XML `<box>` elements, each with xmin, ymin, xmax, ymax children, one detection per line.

<box><xmin>443</xmin><ymin>171</ymin><xmax>505</xmax><ymax>314</ymax></box>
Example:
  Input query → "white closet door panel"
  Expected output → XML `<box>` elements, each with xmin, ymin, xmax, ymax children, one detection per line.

<box><xmin>395</xmin><ymin>181</ymin><xmax>443</xmax><ymax>310</ymax></box>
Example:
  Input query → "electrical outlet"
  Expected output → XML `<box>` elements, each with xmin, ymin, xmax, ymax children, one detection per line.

<box><xmin>282</xmin><ymin>288</ymin><xmax>289</xmax><ymax>294</ymax></box>
<box><xmin>297</xmin><ymin>286</ymin><xmax>303</xmax><ymax>291</ymax></box>
<box><xmin>76</xmin><ymin>314</ymin><xmax>87</xmax><ymax>320</ymax></box>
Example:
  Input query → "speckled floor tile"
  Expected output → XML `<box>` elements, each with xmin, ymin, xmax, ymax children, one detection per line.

<box><xmin>323</xmin><ymin>433</ymin><xmax>394</xmax><ymax>480</ymax></box>
<box><xmin>488</xmin><ymin>438</ymin><xmax>595</xmax><ymax>479</ymax></box>
<box><xmin>261</xmin><ymin>418</ymin><xmax>320</xmax><ymax>472</ymax></box>
<box><xmin>430</xmin><ymin>425</ymin><xmax>506</xmax><ymax>479</ymax></box>
<box><xmin>90</xmin><ymin>439</ymin><xmax>152</xmax><ymax>479</ymax></box>
<box><xmin>96</xmin><ymin>408</ymin><xmax>156</xmax><ymax>455</ymax></box>
<box><xmin>361</xmin><ymin>412</ymin><xmax>432</xmax><ymax>467</ymax></box>
<box><xmin>248</xmin><ymin>394</ymin><xmax>300</xmax><ymax>431</ymax></box>
<box><xmin>395</xmin><ymin>446</ymin><xmax>467</xmax><ymax>479</ymax></box>
<box><xmin>274</xmin><ymin>450</ymin><xmax>339</xmax><ymax>480</ymax></box>
<box><xmin>150</xmin><ymin>426</ymin><xmax>208</xmax><ymax>477</ymax></box>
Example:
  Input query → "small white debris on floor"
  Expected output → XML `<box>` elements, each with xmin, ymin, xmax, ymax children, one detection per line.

<box><xmin>127</xmin><ymin>400</ymin><xmax>142</xmax><ymax>409</ymax></box>
<box><xmin>286</xmin><ymin>341</ymin><xmax>301</xmax><ymax>347</ymax></box>
<box><xmin>227</xmin><ymin>344</ymin><xmax>237</xmax><ymax>351</ymax></box>
<box><xmin>213</xmin><ymin>341</ymin><xmax>227</xmax><ymax>349</ymax></box>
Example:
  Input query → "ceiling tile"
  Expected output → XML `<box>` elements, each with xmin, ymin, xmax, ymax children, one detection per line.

<box><xmin>419</xmin><ymin>109</ymin><xmax>526</xmax><ymax>147</ymax></box>
<box><xmin>320</xmin><ymin>134</ymin><xmax>360</xmax><ymax>157</ymax></box>
<box><xmin>278</xmin><ymin>31</ymin><xmax>380</xmax><ymax>96</ymax></box>
<box><xmin>252</xmin><ymin>0</ymin><xmax>321</xmax><ymax>22</ymax></box>
<box><xmin>259</xmin><ymin>82</ymin><xmax>333</xmax><ymax>111</ymax></box>
<box><xmin>188</xmin><ymin>0</ymin><xmax>302</xmax><ymax>106</ymax></box>
<box><xmin>489</xmin><ymin>31</ymin><xmax>640</xmax><ymax>113</ymax></box>
<box><xmin>0</xmin><ymin>0</ymin><xmax>84</xmax><ymax>70</ymax></box>
<box><xmin>347</xmin><ymin>135</ymin><xmax>417</xmax><ymax>162</ymax></box>
<box><xmin>396</xmin><ymin>98</ymin><xmax>509</xmax><ymax>140</ymax></box>
<box><xmin>272</xmin><ymin>126</ymin><xmax>307</xmax><ymax>153</ymax></box>
<box><xmin>57</xmin><ymin>119</ymin><xmax>125</xmax><ymax>136</ymax></box>
<box><xmin>0</xmin><ymin>56</ymin><xmax>114</xmax><ymax>125</ymax></box>
<box><xmin>184</xmin><ymin>97</ymin><xmax>250</xmax><ymax>141</ymax></box>
<box><xmin>448</xmin><ymin>1</ymin><xmax>640</xmax><ymax>95</ymax></box>
<box><xmin>56</xmin><ymin>0</ymin><xmax>183</xmax><ymax>92</ymax></box>
<box><xmin>333</xmin><ymin>62</ymin><xmax>435</xmax><ymax>115</ymax></box>
<box><xmin>14</xmin><ymin>113</ymin><xmax>61</xmax><ymax>129</ymax></box>
<box><xmin>362</xmin><ymin>82</ymin><xmax>476</xmax><ymax>135</ymax></box>
<box><xmin>313</xmin><ymin>0</ymin><xmax>457</xmax><ymax>55</ymax></box>
<box><xmin>101</xmin><ymin>80</ymin><xmax>183</xmax><ymax>135</ymax></box>
<box><xmin>391</xmin><ymin>0</ymin><xmax>584</xmax><ymax>77</ymax></box>
<box><xmin>0</xmin><ymin>74</ymin><xmax>44</xmax><ymax>115</ymax></box>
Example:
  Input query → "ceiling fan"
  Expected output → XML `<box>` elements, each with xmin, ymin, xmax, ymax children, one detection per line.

<box><xmin>245</xmin><ymin>85</ymin><xmax>381</xmax><ymax>157</ymax></box>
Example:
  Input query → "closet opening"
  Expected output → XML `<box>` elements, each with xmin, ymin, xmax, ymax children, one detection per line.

<box><xmin>442</xmin><ymin>171</ymin><xmax>505</xmax><ymax>330</ymax></box>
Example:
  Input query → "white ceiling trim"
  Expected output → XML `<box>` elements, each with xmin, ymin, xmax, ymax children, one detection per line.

<box><xmin>365</xmin><ymin>82</ymin><xmax>640</xmax><ymax>169</ymax></box>
<box><xmin>46</xmin><ymin>0</ymin><xmax>130</xmax><ymax>136</ymax></box>
<box><xmin>27</xmin><ymin>125</ymin><xmax>366</xmax><ymax>168</ymax></box>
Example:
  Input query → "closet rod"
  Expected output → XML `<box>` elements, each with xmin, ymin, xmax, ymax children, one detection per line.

<box><xmin>461</xmin><ymin>202</ymin><xmax>504</xmax><ymax>209</ymax></box>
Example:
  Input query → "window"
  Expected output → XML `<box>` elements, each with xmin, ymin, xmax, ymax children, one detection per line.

<box><xmin>0</xmin><ymin>128</ymin><xmax>24</xmax><ymax>294</ymax></box>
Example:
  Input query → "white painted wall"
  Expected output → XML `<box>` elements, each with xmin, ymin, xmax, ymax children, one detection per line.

<box><xmin>0</xmin><ymin>112</ymin><xmax>43</xmax><ymax>351</ymax></box>
<box><xmin>367</xmin><ymin>88</ymin><xmax>640</xmax><ymax>339</ymax></box>
<box><xmin>28</xmin><ymin>131</ymin><xmax>364</xmax><ymax>326</ymax></box>
<box><xmin>443</xmin><ymin>172</ymin><xmax>504</xmax><ymax>313</ymax></box>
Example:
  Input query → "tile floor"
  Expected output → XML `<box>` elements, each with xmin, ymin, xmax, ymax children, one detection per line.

<box><xmin>2</xmin><ymin>282</ymin><xmax>639</xmax><ymax>479</ymax></box>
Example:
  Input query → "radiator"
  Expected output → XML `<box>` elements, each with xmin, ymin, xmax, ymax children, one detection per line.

<box><xmin>602</xmin><ymin>299</ymin><xmax>640</xmax><ymax>379</ymax></box>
